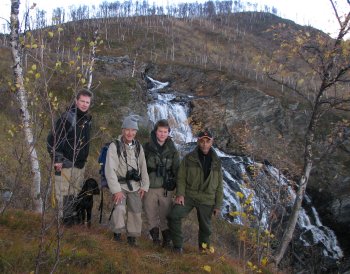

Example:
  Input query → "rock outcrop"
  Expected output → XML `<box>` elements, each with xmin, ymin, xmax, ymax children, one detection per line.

<box><xmin>145</xmin><ymin>63</ymin><xmax>350</xmax><ymax>255</ymax></box>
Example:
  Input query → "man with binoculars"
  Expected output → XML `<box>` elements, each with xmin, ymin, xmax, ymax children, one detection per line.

<box><xmin>143</xmin><ymin>119</ymin><xmax>180</xmax><ymax>247</ymax></box>
<box><xmin>105</xmin><ymin>115</ymin><xmax>149</xmax><ymax>246</ymax></box>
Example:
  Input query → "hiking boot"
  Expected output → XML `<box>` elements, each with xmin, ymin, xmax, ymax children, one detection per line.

<box><xmin>161</xmin><ymin>229</ymin><xmax>172</xmax><ymax>248</ymax></box>
<box><xmin>113</xmin><ymin>233</ymin><xmax>122</xmax><ymax>242</ymax></box>
<box><xmin>127</xmin><ymin>236</ymin><xmax>136</xmax><ymax>246</ymax></box>
<box><xmin>172</xmin><ymin>247</ymin><xmax>183</xmax><ymax>254</ymax></box>
<box><xmin>149</xmin><ymin>227</ymin><xmax>161</xmax><ymax>245</ymax></box>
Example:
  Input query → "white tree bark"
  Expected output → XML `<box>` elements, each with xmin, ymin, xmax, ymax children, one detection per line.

<box><xmin>10</xmin><ymin>0</ymin><xmax>43</xmax><ymax>213</ymax></box>
<box><xmin>86</xmin><ymin>29</ymin><xmax>98</xmax><ymax>89</ymax></box>
<box><xmin>274</xmin><ymin>133</ymin><xmax>314</xmax><ymax>264</ymax></box>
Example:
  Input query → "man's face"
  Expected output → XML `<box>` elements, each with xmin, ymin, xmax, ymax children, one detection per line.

<box><xmin>75</xmin><ymin>95</ymin><xmax>91</xmax><ymax>112</ymax></box>
<box><xmin>198</xmin><ymin>138</ymin><xmax>213</xmax><ymax>155</ymax></box>
<box><xmin>122</xmin><ymin>128</ymin><xmax>137</xmax><ymax>144</ymax></box>
<box><xmin>155</xmin><ymin>126</ymin><xmax>169</xmax><ymax>144</ymax></box>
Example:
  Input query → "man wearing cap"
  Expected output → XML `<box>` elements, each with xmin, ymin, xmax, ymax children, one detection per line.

<box><xmin>105</xmin><ymin>115</ymin><xmax>149</xmax><ymax>246</ymax></box>
<box><xmin>167</xmin><ymin>130</ymin><xmax>223</xmax><ymax>253</ymax></box>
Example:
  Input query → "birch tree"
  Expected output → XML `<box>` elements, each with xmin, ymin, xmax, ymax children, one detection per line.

<box><xmin>265</xmin><ymin>0</ymin><xmax>350</xmax><ymax>265</ymax></box>
<box><xmin>85</xmin><ymin>29</ymin><xmax>100</xmax><ymax>89</ymax></box>
<box><xmin>10</xmin><ymin>0</ymin><xmax>43</xmax><ymax>213</ymax></box>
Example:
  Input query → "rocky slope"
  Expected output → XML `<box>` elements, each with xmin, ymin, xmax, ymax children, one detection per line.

<box><xmin>144</xmin><ymin>62</ymin><xmax>350</xmax><ymax>255</ymax></box>
<box><xmin>92</xmin><ymin>51</ymin><xmax>350</xmax><ymax>256</ymax></box>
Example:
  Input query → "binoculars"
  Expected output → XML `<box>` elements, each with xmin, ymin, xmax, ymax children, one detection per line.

<box><xmin>156</xmin><ymin>163</ymin><xmax>166</xmax><ymax>177</ymax></box>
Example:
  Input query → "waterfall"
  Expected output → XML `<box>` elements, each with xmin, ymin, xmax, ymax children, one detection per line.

<box><xmin>145</xmin><ymin>77</ymin><xmax>343</xmax><ymax>260</ymax></box>
<box><xmin>147</xmin><ymin>76</ymin><xmax>194</xmax><ymax>145</ymax></box>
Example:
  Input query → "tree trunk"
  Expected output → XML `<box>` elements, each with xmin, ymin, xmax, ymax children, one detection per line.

<box><xmin>86</xmin><ymin>29</ymin><xmax>98</xmax><ymax>90</ymax></box>
<box><xmin>10</xmin><ymin>0</ymin><xmax>43</xmax><ymax>213</ymax></box>
<box><xmin>274</xmin><ymin>108</ymin><xmax>318</xmax><ymax>265</ymax></box>
<box><xmin>274</xmin><ymin>162</ymin><xmax>312</xmax><ymax>264</ymax></box>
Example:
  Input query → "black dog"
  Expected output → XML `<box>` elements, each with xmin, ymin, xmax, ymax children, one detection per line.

<box><xmin>76</xmin><ymin>178</ymin><xmax>100</xmax><ymax>227</ymax></box>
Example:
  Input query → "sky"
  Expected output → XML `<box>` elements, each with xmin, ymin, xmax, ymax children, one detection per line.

<box><xmin>0</xmin><ymin>0</ymin><xmax>349</xmax><ymax>37</ymax></box>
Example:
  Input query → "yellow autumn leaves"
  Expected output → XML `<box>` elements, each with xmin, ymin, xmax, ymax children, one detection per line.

<box><xmin>200</xmin><ymin>242</ymin><xmax>216</xmax><ymax>272</ymax></box>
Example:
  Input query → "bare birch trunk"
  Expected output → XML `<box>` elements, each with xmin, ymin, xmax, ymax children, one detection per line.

<box><xmin>274</xmin><ymin>162</ymin><xmax>312</xmax><ymax>264</ymax></box>
<box><xmin>10</xmin><ymin>0</ymin><xmax>43</xmax><ymax>213</ymax></box>
<box><xmin>274</xmin><ymin>102</ymin><xmax>318</xmax><ymax>265</ymax></box>
<box><xmin>86</xmin><ymin>30</ymin><xmax>98</xmax><ymax>90</ymax></box>
<box><xmin>272</xmin><ymin>2</ymin><xmax>350</xmax><ymax>264</ymax></box>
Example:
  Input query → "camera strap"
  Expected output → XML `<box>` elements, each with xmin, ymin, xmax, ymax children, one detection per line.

<box><xmin>121</xmin><ymin>142</ymin><xmax>140</xmax><ymax>173</ymax></box>
<box><xmin>162</xmin><ymin>157</ymin><xmax>169</xmax><ymax>197</ymax></box>
<box><xmin>120</xmin><ymin>142</ymin><xmax>141</xmax><ymax>191</ymax></box>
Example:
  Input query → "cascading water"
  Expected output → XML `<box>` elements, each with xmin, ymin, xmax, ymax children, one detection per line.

<box><xmin>146</xmin><ymin>76</ymin><xmax>194</xmax><ymax>145</ymax></box>
<box><xmin>145</xmin><ymin>76</ymin><xmax>343</xmax><ymax>260</ymax></box>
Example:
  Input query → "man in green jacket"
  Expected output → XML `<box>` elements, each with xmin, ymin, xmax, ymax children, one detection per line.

<box><xmin>143</xmin><ymin>119</ymin><xmax>180</xmax><ymax>247</ymax></box>
<box><xmin>167</xmin><ymin>130</ymin><xmax>223</xmax><ymax>253</ymax></box>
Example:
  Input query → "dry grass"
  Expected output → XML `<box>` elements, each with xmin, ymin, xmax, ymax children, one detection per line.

<box><xmin>0</xmin><ymin>209</ymin><xmax>249</xmax><ymax>274</ymax></box>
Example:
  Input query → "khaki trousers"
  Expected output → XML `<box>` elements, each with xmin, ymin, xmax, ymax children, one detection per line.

<box><xmin>110</xmin><ymin>190</ymin><xmax>143</xmax><ymax>237</ymax></box>
<box><xmin>143</xmin><ymin>188</ymin><xmax>174</xmax><ymax>231</ymax></box>
<box><xmin>54</xmin><ymin>167</ymin><xmax>85</xmax><ymax>216</ymax></box>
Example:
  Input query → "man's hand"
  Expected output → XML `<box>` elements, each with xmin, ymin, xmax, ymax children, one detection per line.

<box><xmin>175</xmin><ymin>195</ymin><xmax>185</xmax><ymax>206</ymax></box>
<box><xmin>113</xmin><ymin>192</ymin><xmax>125</xmax><ymax>204</ymax></box>
<box><xmin>213</xmin><ymin>208</ymin><xmax>220</xmax><ymax>217</ymax></box>
<box><xmin>54</xmin><ymin>163</ymin><xmax>63</xmax><ymax>172</ymax></box>
<box><xmin>138</xmin><ymin>188</ymin><xmax>145</xmax><ymax>199</ymax></box>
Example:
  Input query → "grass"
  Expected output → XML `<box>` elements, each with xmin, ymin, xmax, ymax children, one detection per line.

<box><xmin>0</xmin><ymin>209</ymin><xmax>250</xmax><ymax>274</ymax></box>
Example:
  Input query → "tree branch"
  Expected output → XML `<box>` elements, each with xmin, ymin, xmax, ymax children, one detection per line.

<box><xmin>266</xmin><ymin>72</ymin><xmax>313</xmax><ymax>108</ymax></box>
<box><xmin>330</xmin><ymin>0</ymin><xmax>342</xmax><ymax>27</ymax></box>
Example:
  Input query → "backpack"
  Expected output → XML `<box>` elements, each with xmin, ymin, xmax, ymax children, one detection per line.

<box><xmin>98</xmin><ymin>139</ymin><xmax>141</xmax><ymax>223</ymax></box>
<box><xmin>98</xmin><ymin>139</ymin><xmax>141</xmax><ymax>187</ymax></box>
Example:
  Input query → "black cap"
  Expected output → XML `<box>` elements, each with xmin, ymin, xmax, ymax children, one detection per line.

<box><xmin>197</xmin><ymin>130</ymin><xmax>213</xmax><ymax>140</ymax></box>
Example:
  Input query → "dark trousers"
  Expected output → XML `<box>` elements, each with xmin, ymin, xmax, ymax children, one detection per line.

<box><xmin>167</xmin><ymin>197</ymin><xmax>214</xmax><ymax>248</ymax></box>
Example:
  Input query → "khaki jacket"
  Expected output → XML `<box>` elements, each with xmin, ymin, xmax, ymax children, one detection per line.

<box><xmin>105</xmin><ymin>136</ymin><xmax>149</xmax><ymax>194</ymax></box>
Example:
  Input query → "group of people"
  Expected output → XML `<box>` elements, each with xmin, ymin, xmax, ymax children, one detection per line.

<box><xmin>48</xmin><ymin>89</ymin><xmax>224</xmax><ymax>253</ymax></box>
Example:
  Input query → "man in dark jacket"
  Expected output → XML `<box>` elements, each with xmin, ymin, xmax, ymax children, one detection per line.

<box><xmin>143</xmin><ymin>119</ymin><xmax>180</xmax><ymax>247</ymax></box>
<box><xmin>48</xmin><ymin>89</ymin><xmax>93</xmax><ymax>226</ymax></box>
<box><xmin>167</xmin><ymin>130</ymin><xmax>223</xmax><ymax>253</ymax></box>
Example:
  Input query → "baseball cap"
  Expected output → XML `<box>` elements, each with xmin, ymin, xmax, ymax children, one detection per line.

<box><xmin>197</xmin><ymin>130</ymin><xmax>213</xmax><ymax>140</ymax></box>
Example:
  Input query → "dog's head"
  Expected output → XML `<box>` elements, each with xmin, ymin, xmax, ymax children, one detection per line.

<box><xmin>82</xmin><ymin>178</ymin><xmax>100</xmax><ymax>195</ymax></box>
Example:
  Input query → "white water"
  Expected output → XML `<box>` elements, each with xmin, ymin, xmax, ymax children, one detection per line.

<box><xmin>147</xmin><ymin>77</ymin><xmax>194</xmax><ymax>145</ymax></box>
<box><xmin>146</xmin><ymin>77</ymin><xmax>343</xmax><ymax>260</ymax></box>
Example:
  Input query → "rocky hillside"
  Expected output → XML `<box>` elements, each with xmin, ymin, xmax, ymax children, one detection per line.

<box><xmin>1</xmin><ymin>11</ymin><xmax>349</xmax><ymax>260</ymax></box>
